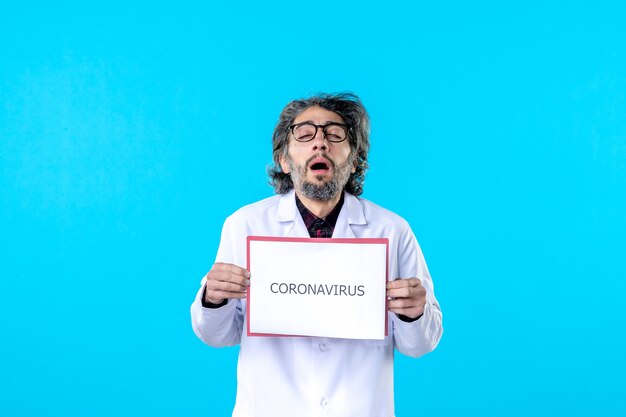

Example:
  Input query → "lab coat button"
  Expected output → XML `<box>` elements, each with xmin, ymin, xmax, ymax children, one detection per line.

<box><xmin>320</xmin><ymin>398</ymin><xmax>330</xmax><ymax>408</ymax></box>
<box><xmin>319</xmin><ymin>342</ymin><xmax>328</xmax><ymax>351</ymax></box>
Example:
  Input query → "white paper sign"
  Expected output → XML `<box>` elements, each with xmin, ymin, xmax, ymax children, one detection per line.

<box><xmin>246</xmin><ymin>236</ymin><xmax>388</xmax><ymax>340</ymax></box>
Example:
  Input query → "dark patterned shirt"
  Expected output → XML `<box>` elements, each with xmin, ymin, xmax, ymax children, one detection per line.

<box><xmin>295</xmin><ymin>193</ymin><xmax>344</xmax><ymax>238</ymax></box>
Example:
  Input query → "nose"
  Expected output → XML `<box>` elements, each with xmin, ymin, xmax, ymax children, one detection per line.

<box><xmin>311</xmin><ymin>128</ymin><xmax>328</xmax><ymax>151</ymax></box>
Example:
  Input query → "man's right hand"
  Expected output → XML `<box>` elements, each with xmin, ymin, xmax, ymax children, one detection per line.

<box><xmin>203</xmin><ymin>262</ymin><xmax>250</xmax><ymax>305</ymax></box>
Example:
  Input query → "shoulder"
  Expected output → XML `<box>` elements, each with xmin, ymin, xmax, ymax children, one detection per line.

<box><xmin>227</xmin><ymin>194</ymin><xmax>282</xmax><ymax>221</ymax></box>
<box><xmin>353</xmin><ymin>195</ymin><xmax>411</xmax><ymax>230</ymax></box>
<box><xmin>351</xmin><ymin>196</ymin><xmax>422</xmax><ymax>263</ymax></box>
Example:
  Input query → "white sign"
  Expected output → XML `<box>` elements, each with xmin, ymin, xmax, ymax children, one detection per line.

<box><xmin>246</xmin><ymin>236</ymin><xmax>389</xmax><ymax>340</ymax></box>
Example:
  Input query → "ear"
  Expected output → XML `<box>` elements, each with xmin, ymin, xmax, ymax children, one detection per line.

<box><xmin>279</xmin><ymin>154</ymin><xmax>290</xmax><ymax>174</ymax></box>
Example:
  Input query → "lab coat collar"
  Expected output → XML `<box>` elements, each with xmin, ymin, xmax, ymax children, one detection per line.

<box><xmin>276</xmin><ymin>190</ymin><xmax>366</xmax><ymax>238</ymax></box>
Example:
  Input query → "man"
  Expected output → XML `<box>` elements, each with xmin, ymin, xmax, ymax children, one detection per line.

<box><xmin>191</xmin><ymin>93</ymin><xmax>443</xmax><ymax>417</ymax></box>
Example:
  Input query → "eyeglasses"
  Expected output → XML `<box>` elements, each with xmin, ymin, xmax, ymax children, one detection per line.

<box><xmin>289</xmin><ymin>122</ymin><xmax>349</xmax><ymax>143</ymax></box>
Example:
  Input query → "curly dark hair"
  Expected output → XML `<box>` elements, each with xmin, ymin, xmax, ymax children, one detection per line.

<box><xmin>267</xmin><ymin>92</ymin><xmax>370</xmax><ymax>196</ymax></box>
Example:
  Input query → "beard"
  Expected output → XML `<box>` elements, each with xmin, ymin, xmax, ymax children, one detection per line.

<box><xmin>287</xmin><ymin>153</ymin><xmax>355</xmax><ymax>201</ymax></box>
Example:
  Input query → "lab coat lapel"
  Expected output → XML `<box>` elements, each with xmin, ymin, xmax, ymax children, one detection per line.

<box><xmin>276</xmin><ymin>190</ymin><xmax>310</xmax><ymax>238</ymax></box>
<box><xmin>276</xmin><ymin>190</ymin><xmax>367</xmax><ymax>238</ymax></box>
<box><xmin>333</xmin><ymin>192</ymin><xmax>367</xmax><ymax>238</ymax></box>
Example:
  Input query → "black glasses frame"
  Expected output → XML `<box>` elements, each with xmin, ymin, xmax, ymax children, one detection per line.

<box><xmin>289</xmin><ymin>122</ymin><xmax>349</xmax><ymax>143</ymax></box>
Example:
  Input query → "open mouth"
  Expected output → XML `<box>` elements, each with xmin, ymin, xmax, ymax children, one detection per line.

<box><xmin>311</xmin><ymin>162</ymin><xmax>329</xmax><ymax>170</ymax></box>
<box><xmin>308</xmin><ymin>157</ymin><xmax>331</xmax><ymax>173</ymax></box>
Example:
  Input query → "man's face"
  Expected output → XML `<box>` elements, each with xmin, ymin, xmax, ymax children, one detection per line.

<box><xmin>280</xmin><ymin>106</ymin><xmax>356</xmax><ymax>201</ymax></box>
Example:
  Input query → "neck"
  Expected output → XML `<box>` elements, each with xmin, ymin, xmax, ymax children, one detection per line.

<box><xmin>295</xmin><ymin>191</ymin><xmax>342</xmax><ymax>218</ymax></box>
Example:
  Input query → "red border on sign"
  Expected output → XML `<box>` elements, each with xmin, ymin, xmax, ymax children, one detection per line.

<box><xmin>246</xmin><ymin>236</ymin><xmax>389</xmax><ymax>338</ymax></box>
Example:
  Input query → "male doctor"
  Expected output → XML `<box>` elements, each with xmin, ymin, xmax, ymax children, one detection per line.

<box><xmin>191</xmin><ymin>93</ymin><xmax>443</xmax><ymax>417</ymax></box>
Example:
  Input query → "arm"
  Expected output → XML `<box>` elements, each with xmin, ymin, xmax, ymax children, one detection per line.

<box><xmin>190</xmin><ymin>277</ymin><xmax>244</xmax><ymax>347</ymax></box>
<box><xmin>388</xmin><ymin>224</ymin><xmax>443</xmax><ymax>358</ymax></box>
<box><xmin>190</xmin><ymin>217</ymin><xmax>248</xmax><ymax>347</ymax></box>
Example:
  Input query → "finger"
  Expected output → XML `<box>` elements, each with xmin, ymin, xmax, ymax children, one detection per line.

<box><xmin>410</xmin><ymin>278</ymin><xmax>422</xmax><ymax>288</ymax></box>
<box><xmin>206</xmin><ymin>272</ymin><xmax>249</xmax><ymax>288</ymax></box>
<box><xmin>212</xmin><ymin>263</ymin><xmax>251</xmax><ymax>278</ymax></box>
<box><xmin>387</xmin><ymin>286</ymin><xmax>415</xmax><ymax>299</ymax></box>
<box><xmin>206</xmin><ymin>279</ymin><xmax>248</xmax><ymax>293</ymax></box>
<box><xmin>207</xmin><ymin>268</ymin><xmax>251</xmax><ymax>286</ymax></box>
<box><xmin>387</xmin><ymin>279</ymin><xmax>408</xmax><ymax>289</ymax></box>
<box><xmin>206</xmin><ymin>289</ymin><xmax>248</xmax><ymax>301</ymax></box>
<box><xmin>388</xmin><ymin>285</ymin><xmax>426</xmax><ymax>299</ymax></box>
<box><xmin>388</xmin><ymin>297</ymin><xmax>420</xmax><ymax>309</ymax></box>
<box><xmin>387</xmin><ymin>278</ymin><xmax>416</xmax><ymax>289</ymax></box>
<box><xmin>387</xmin><ymin>278</ymin><xmax>422</xmax><ymax>289</ymax></box>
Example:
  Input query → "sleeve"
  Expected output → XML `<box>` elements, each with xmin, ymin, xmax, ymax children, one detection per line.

<box><xmin>391</xmin><ymin>222</ymin><xmax>444</xmax><ymax>358</ymax></box>
<box><xmin>190</xmin><ymin>215</ymin><xmax>245</xmax><ymax>347</ymax></box>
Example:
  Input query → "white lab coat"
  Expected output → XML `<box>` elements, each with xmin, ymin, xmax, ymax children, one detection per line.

<box><xmin>191</xmin><ymin>190</ymin><xmax>443</xmax><ymax>417</ymax></box>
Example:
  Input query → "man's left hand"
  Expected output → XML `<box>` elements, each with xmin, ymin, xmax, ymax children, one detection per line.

<box><xmin>387</xmin><ymin>278</ymin><xmax>426</xmax><ymax>320</ymax></box>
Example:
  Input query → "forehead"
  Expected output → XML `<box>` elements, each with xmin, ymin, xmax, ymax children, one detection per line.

<box><xmin>293</xmin><ymin>105</ymin><xmax>344</xmax><ymax>125</ymax></box>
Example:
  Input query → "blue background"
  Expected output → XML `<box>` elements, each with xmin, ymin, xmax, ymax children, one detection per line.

<box><xmin>1</xmin><ymin>1</ymin><xmax>625</xmax><ymax>416</ymax></box>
